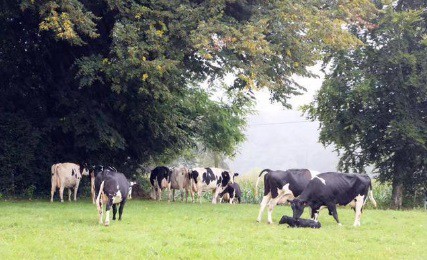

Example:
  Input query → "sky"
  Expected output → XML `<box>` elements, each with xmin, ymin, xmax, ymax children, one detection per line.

<box><xmin>227</xmin><ymin>66</ymin><xmax>340</xmax><ymax>174</ymax></box>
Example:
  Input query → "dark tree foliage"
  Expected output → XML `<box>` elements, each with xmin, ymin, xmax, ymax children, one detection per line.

<box><xmin>305</xmin><ymin>0</ymin><xmax>427</xmax><ymax>208</ymax></box>
<box><xmin>0</xmin><ymin>0</ymin><xmax>374</xmax><ymax>196</ymax></box>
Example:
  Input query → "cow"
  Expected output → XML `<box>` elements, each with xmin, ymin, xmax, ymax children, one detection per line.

<box><xmin>168</xmin><ymin>166</ymin><xmax>194</xmax><ymax>202</ymax></box>
<box><xmin>50</xmin><ymin>162</ymin><xmax>90</xmax><ymax>202</ymax></box>
<box><xmin>290</xmin><ymin>172</ymin><xmax>377</xmax><ymax>227</ymax></box>
<box><xmin>94</xmin><ymin>166</ymin><xmax>130</xmax><ymax>226</ymax></box>
<box><xmin>255</xmin><ymin>169</ymin><xmax>320</xmax><ymax>224</ymax></box>
<box><xmin>128</xmin><ymin>181</ymin><xmax>136</xmax><ymax>199</ymax></box>
<box><xmin>90</xmin><ymin>166</ymin><xmax>117</xmax><ymax>204</ymax></box>
<box><xmin>150</xmin><ymin>166</ymin><xmax>172</xmax><ymax>201</ymax></box>
<box><xmin>278</xmin><ymin>215</ymin><xmax>321</xmax><ymax>228</ymax></box>
<box><xmin>189</xmin><ymin>167</ymin><xmax>234</xmax><ymax>204</ymax></box>
<box><xmin>219</xmin><ymin>182</ymin><xmax>242</xmax><ymax>204</ymax></box>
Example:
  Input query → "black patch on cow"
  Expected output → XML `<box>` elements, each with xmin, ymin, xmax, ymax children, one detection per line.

<box><xmin>279</xmin><ymin>215</ymin><xmax>321</xmax><ymax>228</ymax></box>
<box><xmin>191</xmin><ymin>170</ymin><xmax>199</xmax><ymax>184</ymax></box>
<box><xmin>203</xmin><ymin>168</ymin><xmax>216</xmax><ymax>185</ymax></box>
<box><xmin>71</xmin><ymin>169</ymin><xmax>75</xmax><ymax>176</ymax></box>
<box><xmin>150</xmin><ymin>166</ymin><xmax>172</xmax><ymax>188</ymax></box>
<box><xmin>220</xmin><ymin>171</ymin><xmax>231</xmax><ymax>187</ymax></box>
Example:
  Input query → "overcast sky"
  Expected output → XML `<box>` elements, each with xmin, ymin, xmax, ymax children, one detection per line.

<box><xmin>227</xmin><ymin>66</ymin><xmax>340</xmax><ymax>174</ymax></box>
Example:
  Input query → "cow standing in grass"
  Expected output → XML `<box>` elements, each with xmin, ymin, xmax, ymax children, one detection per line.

<box><xmin>189</xmin><ymin>167</ymin><xmax>235</xmax><ymax>204</ymax></box>
<box><xmin>150</xmin><ymin>166</ymin><xmax>172</xmax><ymax>201</ymax></box>
<box><xmin>168</xmin><ymin>166</ymin><xmax>194</xmax><ymax>202</ymax></box>
<box><xmin>255</xmin><ymin>169</ymin><xmax>320</xmax><ymax>224</ymax></box>
<box><xmin>95</xmin><ymin>166</ymin><xmax>130</xmax><ymax>226</ymax></box>
<box><xmin>50</xmin><ymin>162</ymin><xmax>89</xmax><ymax>202</ymax></box>
<box><xmin>290</xmin><ymin>172</ymin><xmax>377</xmax><ymax>226</ymax></box>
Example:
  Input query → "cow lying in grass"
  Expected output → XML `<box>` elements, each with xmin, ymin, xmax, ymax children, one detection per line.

<box><xmin>279</xmin><ymin>215</ymin><xmax>321</xmax><ymax>228</ymax></box>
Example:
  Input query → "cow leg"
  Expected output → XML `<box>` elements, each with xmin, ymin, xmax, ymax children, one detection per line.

<box><xmin>112</xmin><ymin>204</ymin><xmax>117</xmax><ymax>220</ymax></box>
<box><xmin>50</xmin><ymin>180</ymin><xmax>56</xmax><ymax>202</ymax></box>
<box><xmin>212</xmin><ymin>188</ymin><xmax>221</xmax><ymax>204</ymax></box>
<box><xmin>312</xmin><ymin>205</ymin><xmax>327</xmax><ymax>221</ymax></box>
<box><xmin>98</xmin><ymin>199</ymin><xmax>104</xmax><ymax>225</ymax></box>
<box><xmin>257</xmin><ymin>193</ymin><xmax>272</xmax><ymax>222</ymax></box>
<box><xmin>59</xmin><ymin>186</ymin><xmax>65</xmax><ymax>203</ymax></box>
<box><xmin>67</xmin><ymin>188</ymin><xmax>72</xmax><ymax>202</ymax></box>
<box><xmin>118</xmin><ymin>200</ymin><xmax>126</xmax><ymax>220</ymax></box>
<box><xmin>353</xmin><ymin>195</ymin><xmax>365</xmax><ymax>226</ymax></box>
<box><xmin>327</xmin><ymin>204</ymin><xmax>341</xmax><ymax>225</ymax></box>
<box><xmin>267</xmin><ymin>194</ymin><xmax>287</xmax><ymax>224</ymax></box>
<box><xmin>198</xmin><ymin>190</ymin><xmax>203</xmax><ymax>204</ymax></box>
<box><xmin>104</xmin><ymin>199</ymin><xmax>113</xmax><ymax>226</ymax></box>
<box><xmin>74</xmin><ymin>186</ymin><xmax>78</xmax><ymax>201</ymax></box>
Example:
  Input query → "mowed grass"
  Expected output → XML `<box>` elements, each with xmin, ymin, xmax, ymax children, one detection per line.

<box><xmin>0</xmin><ymin>199</ymin><xmax>426</xmax><ymax>259</ymax></box>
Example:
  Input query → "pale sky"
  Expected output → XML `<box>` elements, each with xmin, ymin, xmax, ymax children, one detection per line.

<box><xmin>227</xmin><ymin>65</ymin><xmax>340</xmax><ymax>174</ymax></box>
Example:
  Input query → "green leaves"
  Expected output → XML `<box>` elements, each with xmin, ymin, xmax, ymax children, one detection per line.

<box><xmin>305</xmin><ymin>2</ymin><xmax>427</xmax><ymax>195</ymax></box>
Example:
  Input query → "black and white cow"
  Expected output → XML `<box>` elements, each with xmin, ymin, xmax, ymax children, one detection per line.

<box><xmin>219</xmin><ymin>182</ymin><xmax>242</xmax><ymax>204</ymax></box>
<box><xmin>256</xmin><ymin>169</ymin><xmax>320</xmax><ymax>224</ymax></box>
<box><xmin>94</xmin><ymin>166</ymin><xmax>130</xmax><ymax>226</ymax></box>
<box><xmin>219</xmin><ymin>173</ymin><xmax>241</xmax><ymax>204</ymax></box>
<box><xmin>149</xmin><ymin>166</ymin><xmax>172</xmax><ymax>201</ymax></box>
<box><xmin>290</xmin><ymin>172</ymin><xmax>377</xmax><ymax>226</ymax></box>
<box><xmin>278</xmin><ymin>215</ymin><xmax>321</xmax><ymax>228</ymax></box>
<box><xmin>189</xmin><ymin>167</ymin><xmax>234</xmax><ymax>204</ymax></box>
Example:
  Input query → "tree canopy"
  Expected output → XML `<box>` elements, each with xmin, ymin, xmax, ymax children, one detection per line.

<box><xmin>0</xmin><ymin>0</ymin><xmax>375</xmax><ymax>196</ymax></box>
<box><xmin>304</xmin><ymin>0</ymin><xmax>427</xmax><ymax>208</ymax></box>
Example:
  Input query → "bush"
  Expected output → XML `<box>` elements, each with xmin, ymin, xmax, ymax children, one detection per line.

<box><xmin>24</xmin><ymin>185</ymin><xmax>36</xmax><ymax>200</ymax></box>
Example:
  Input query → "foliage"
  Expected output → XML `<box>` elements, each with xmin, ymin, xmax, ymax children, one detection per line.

<box><xmin>1</xmin><ymin>0</ymin><xmax>377</xmax><ymax>196</ymax></box>
<box><xmin>304</xmin><ymin>1</ymin><xmax>427</xmax><ymax>203</ymax></box>
<box><xmin>0</xmin><ymin>201</ymin><xmax>426</xmax><ymax>258</ymax></box>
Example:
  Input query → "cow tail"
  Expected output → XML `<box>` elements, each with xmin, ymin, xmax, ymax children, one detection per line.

<box><xmin>255</xmin><ymin>169</ymin><xmax>271</xmax><ymax>197</ymax></box>
<box><xmin>54</xmin><ymin>165</ymin><xmax>61</xmax><ymax>188</ymax></box>
<box><xmin>368</xmin><ymin>183</ymin><xmax>377</xmax><ymax>208</ymax></box>
<box><xmin>96</xmin><ymin>181</ymin><xmax>105</xmax><ymax>213</ymax></box>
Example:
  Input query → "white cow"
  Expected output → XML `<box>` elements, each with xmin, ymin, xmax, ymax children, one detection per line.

<box><xmin>50</xmin><ymin>162</ymin><xmax>89</xmax><ymax>202</ymax></box>
<box><xmin>168</xmin><ymin>166</ymin><xmax>194</xmax><ymax>202</ymax></box>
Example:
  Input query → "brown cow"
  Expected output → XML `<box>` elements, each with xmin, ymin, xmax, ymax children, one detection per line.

<box><xmin>168</xmin><ymin>166</ymin><xmax>194</xmax><ymax>202</ymax></box>
<box><xmin>50</xmin><ymin>162</ymin><xmax>89</xmax><ymax>202</ymax></box>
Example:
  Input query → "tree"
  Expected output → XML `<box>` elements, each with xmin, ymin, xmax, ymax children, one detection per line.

<box><xmin>304</xmin><ymin>1</ymin><xmax>427</xmax><ymax>208</ymax></box>
<box><xmin>0</xmin><ymin>0</ymin><xmax>375</xmax><ymax>196</ymax></box>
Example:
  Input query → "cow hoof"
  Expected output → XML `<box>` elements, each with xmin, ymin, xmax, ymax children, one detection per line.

<box><xmin>104</xmin><ymin>222</ymin><xmax>110</xmax><ymax>226</ymax></box>
<box><xmin>256</xmin><ymin>219</ymin><xmax>261</xmax><ymax>223</ymax></box>
<box><xmin>268</xmin><ymin>221</ymin><xmax>273</xmax><ymax>225</ymax></box>
<box><xmin>338</xmin><ymin>223</ymin><xmax>343</xmax><ymax>226</ymax></box>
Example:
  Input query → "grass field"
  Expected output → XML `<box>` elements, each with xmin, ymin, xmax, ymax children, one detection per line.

<box><xmin>0</xmin><ymin>199</ymin><xmax>426</xmax><ymax>259</ymax></box>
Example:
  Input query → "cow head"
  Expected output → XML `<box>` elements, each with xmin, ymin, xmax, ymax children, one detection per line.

<box><xmin>80</xmin><ymin>163</ymin><xmax>90</xmax><ymax>176</ymax></box>
<box><xmin>290</xmin><ymin>199</ymin><xmax>309</xmax><ymax>219</ymax></box>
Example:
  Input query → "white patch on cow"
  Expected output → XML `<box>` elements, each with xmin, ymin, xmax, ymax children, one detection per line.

<box><xmin>112</xmin><ymin>190</ymin><xmax>123</xmax><ymax>204</ymax></box>
<box><xmin>161</xmin><ymin>178</ymin><xmax>169</xmax><ymax>189</ymax></box>
<box><xmin>309</xmin><ymin>170</ymin><xmax>320</xmax><ymax>178</ymax></box>
<box><xmin>104</xmin><ymin>210</ymin><xmax>110</xmax><ymax>226</ymax></box>
<box><xmin>314</xmin><ymin>176</ymin><xmax>326</xmax><ymax>185</ymax></box>
<box><xmin>257</xmin><ymin>192</ymin><xmax>272</xmax><ymax>222</ymax></box>
<box><xmin>353</xmin><ymin>194</ymin><xmax>365</xmax><ymax>227</ymax></box>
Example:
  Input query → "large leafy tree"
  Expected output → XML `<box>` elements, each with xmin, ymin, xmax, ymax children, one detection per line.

<box><xmin>305</xmin><ymin>0</ymin><xmax>427</xmax><ymax>208</ymax></box>
<box><xmin>1</xmin><ymin>0</ymin><xmax>375</xmax><ymax>196</ymax></box>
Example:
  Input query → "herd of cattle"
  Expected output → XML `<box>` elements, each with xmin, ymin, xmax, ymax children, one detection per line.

<box><xmin>50</xmin><ymin>163</ymin><xmax>377</xmax><ymax>227</ymax></box>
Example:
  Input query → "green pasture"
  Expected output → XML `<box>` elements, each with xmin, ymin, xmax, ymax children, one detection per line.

<box><xmin>0</xmin><ymin>199</ymin><xmax>426</xmax><ymax>259</ymax></box>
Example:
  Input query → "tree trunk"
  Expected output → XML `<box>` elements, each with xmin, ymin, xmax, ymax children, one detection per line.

<box><xmin>213</xmin><ymin>152</ymin><xmax>219</xmax><ymax>168</ymax></box>
<box><xmin>391</xmin><ymin>181</ymin><xmax>403</xmax><ymax>210</ymax></box>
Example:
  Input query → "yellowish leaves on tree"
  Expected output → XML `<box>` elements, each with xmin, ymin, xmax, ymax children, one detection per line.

<box><xmin>142</xmin><ymin>73</ymin><xmax>149</xmax><ymax>81</ymax></box>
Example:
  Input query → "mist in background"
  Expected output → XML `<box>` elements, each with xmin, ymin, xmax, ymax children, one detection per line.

<box><xmin>228</xmin><ymin>66</ymin><xmax>340</xmax><ymax>174</ymax></box>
